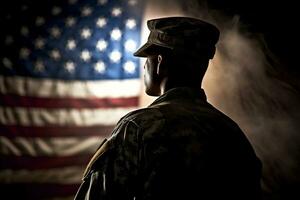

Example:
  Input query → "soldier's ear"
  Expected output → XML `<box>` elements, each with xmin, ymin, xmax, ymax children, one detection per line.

<box><xmin>157</xmin><ymin>54</ymin><xmax>162</xmax><ymax>71</ymax></box>
<box><xmin>156</xmin><ymin>54</ymin><xmax>167</xmax><ymax>76</ymax></box>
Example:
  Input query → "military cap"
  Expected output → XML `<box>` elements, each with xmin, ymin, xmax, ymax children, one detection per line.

<box><xmin>134</xmin><ymin>17</ymin><xmax>220</xmax><ymax>58</ymax></box>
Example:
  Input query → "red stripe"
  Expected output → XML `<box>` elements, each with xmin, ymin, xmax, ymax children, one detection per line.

<box><xmin>0</xmin><ymin>155</ymin><xmax>92</xmax><ymax>170</ymax></box>
<box><xmin>0</xmin><ymin>125</ymin><xmax>114</xmax><ymax>137</ymax></box>
<box><xmin>0</xmin><ymin>94</ymin><xmax>138</xmax><ymax>108</ymax></box>
<box><xmin>0</xmin><ymin>183</ymin><xmax>80</xmax><ymax>199</ymax></box>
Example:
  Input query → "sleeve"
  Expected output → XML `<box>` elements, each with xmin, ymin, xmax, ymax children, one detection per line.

<box><xmin>74</xmin><ymin>120</ymin><xmax>140</xmax><ymax>200</ymax></box>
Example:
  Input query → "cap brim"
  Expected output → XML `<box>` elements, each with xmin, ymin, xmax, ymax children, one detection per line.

<box><xmin>133</xmin><ymin>43</ymin><xmax>152</xmax><ymax>57</ymax></box>
<box><xmin>134</xmin><ymin>43</ymin><xmax>173</xmax><ymax>57</ymax></box>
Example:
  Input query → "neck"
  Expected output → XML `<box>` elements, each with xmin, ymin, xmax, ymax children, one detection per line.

<box><xmin>160</xmin><ymin>78</ymin><xmax>202</xmax><ymax>95</ymax></box>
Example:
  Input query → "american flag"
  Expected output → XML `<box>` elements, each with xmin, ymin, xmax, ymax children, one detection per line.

<box><xmin>0</xmin><ymin>0</ymin><xmax>144</xmax><ymax>199</ymax></box>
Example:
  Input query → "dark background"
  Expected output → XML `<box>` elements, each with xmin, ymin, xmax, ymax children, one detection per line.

<box><xmin>210</xmin><ymin>0</ymin><xmax>299</xmax><ymax>198</ymax></box>
<box><xmin>206</xmin><ymin>0</ymin><xmax>298</xmax><ymax>84</ymax></box>
<box><xmin>204</xmin><ymin>1</ymin><xmax>300</xmax><ymax>199</ymax></box>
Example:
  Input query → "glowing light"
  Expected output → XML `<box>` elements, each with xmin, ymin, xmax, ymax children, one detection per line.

<box><xmin>81</xmin><ymin>50</ymin><xmax>91</xmax><ymax>61</ymax></box>
<box><xmin>52</xmin><ymin>6</ymin><xmax>62</xmax><ymax>15</ymax></box>
<box><xmin>65</xmin><ymin>61</ymin><xmax>75</xmax><ymax>72</ymax></box>
<box><xmin>98</xmin><ymin>0</ymin><xmax>107</xmax><ymax>5</ymax></box>
<box><xmin>66</xmin><ymin>39</ymin><xmax>76</xmax><ymax>50</ymax></box>
<box><xmin>96</xmin><ymin>39</ymin><xmax>107</xmax><ymax>51</ymax></box>
<box><xmin>125</xmin><ymin>39</ymin><xmax>137</xmax><ymax>52</ymax></box>
<box><xmin>35</xmin><ymin>17</ymin><xmax>45</xmax><ymax>26</ymax></box>
<box><xmin>111</xmin><ymin>28</ymin><xmax>122</xmax><ymax>40</ymax></box>
<box><xmin>35</xmin><ymin>38</ymin><xmax>45</xmax><ymax>49</ymax></box>
<box><xmin>109</xmin><ymin>50</ymin><xmax>122</xmax><ymax>63</ymax></box>
<box><xmin>2</xmin><ymin>57</ymin><xmax>12</xmax><ymax>68</ymax></box>
<box><xmin>21</xmin><ymin>26</ymin><xmax>29</xmax><ymax>36</ymax></box>
<box><xmin>50</xmin><ymin>49</ymin><xmax>61</xmax><ymax>60</ymax></box>
<box><xmin>112</xmin><ymin>7</ymin><xmax>122</xmax><ymax>17</ymax></box>
<box><xmin>126</xmin><ymin>19</ymin><xmax>136</xmax><ymax>29</ymax></box>
<box><xmin>81</xmin><ymin>7</ymin><xmax>93</xmax><ymax>16</ymax></box>
<box><xmin>123</xmin><ymin>61</ymin><xmax>136</xmax><ymax>74</ymax></box>
<box><xmin>128</xmin><ymin>0</ymin><xmax>137</xmax><ymax>6</ymax></box>
<box><xmin>20</xmin><ymin>48</ymin><xmax>30</xmax><ymax>59</ymax></box>
<box><xmin>66</xmin><ymin>17</ymin><xmax>76</xmax><ymax>27</ymax></box>
<box><xmin>96</xmin><ymin>17</ymin><xmax>107</xmax><ymax>28</ymax></box>
<box><xmin>68</xmin><ymin>0</ymin><xmax>77</xmax><ymax>4</ymax></box>
<box><xmin>35</xmin><ymin>60</ymin><xmax>45</xmax><ymax>72</ymax></box>
<box><xmin>81</xmin><ymin>28</ymin><xmax>92</xmax><ymax>39</ymax></box>
<box><xmin>94</xmin><ymin>61</ymin><xmax>106</xmax><ymax>73</ymax></box>
<box><xmin>50</xmin><ymin>26</ymin><xmax>61</xmax><ymax>38</ymax></box>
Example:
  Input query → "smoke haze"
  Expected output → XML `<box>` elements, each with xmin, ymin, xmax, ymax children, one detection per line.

<box><xmin>141</xmin><ymin>0</ymin><xmax>300</xmax><ymax>199</ymax></box>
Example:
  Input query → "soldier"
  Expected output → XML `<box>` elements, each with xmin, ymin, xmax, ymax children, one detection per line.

<box><xmin>74</xmin><ymin>17</ymin><xmax>262</xmax><ymax>200</ymax></box>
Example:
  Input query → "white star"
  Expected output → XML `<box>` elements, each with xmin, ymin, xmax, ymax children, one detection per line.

<box><xmin>111</xmin><ymin>28</ymin><xmax>122</xmax><ymax>40</ymax></box>
<box><xmin>35</xmin><ymin>60</ymin><xmax>45</xmax><ymax>72</ymax></box>
<box><xmin>50</xmin><ymin>26</ymin><xmax>61</xmax><ymax>38</ymax></box>
<box><xmin>66</xmin><ymin>17</ymin><xmax>76</xmax><ymax>27</ymax></box>
<box><xmin>2</xmin><ymin>57</ymin><xmax>12</xmax><ymax>69</ymax></box>
<box><xmin>20</xmin><ymin>26</ymin><xmax>29</xmax><ymax>36</ymax></box>
<box><xmin>21</xmin><ymin>5</ymin><xmax>28</xmax><ymax>11</ymax></box>
<box><xmin>4</xmin><ymin>36</ymin><xmax>14</xmax><ymax>45</ymax></box>
<box><xmin>123</xmin><ymin>61</ymin><xmax>136</xmax><ymax>74</ymax></box>
<box><xmin>66</xmin><ymin>39</ymin><xmax>76</xmax><ymax>50</ymax></box>
<box><xmin>128</xmin><ymin>0</ymin><xmax>137</xmax><ymax>6</ymax></box>
<box><xmin>96</xmin><ymin>39</ymin><xmax>107</xmax><ymax>51</ymax></box>
<box><xmin>96</xmin><ymin>17</ymin><xmax>107</xmax><ymax>28</ymax></box>
<box><xmin>65</xmin><ymin>61</ymin><xmax>75</xmax><ymax>72</ymax></box>
<box><xmin>81</xmin><ymin>6</ymin><xmax>93</xmax><ymax>16</ymax></box>
<box><xmin>68</xmin><ymin>0</ymin><xmax>77</xmax><ymax>4</ymax></box>
<box><xmin>81</xmin><ymin>50</ymin><xmax>91</xmax><ymax>62</ymax></box>
<box><xmin>52</xmin><ymin>6</ymin><xmax>62</xmax><ymax>15</ymax></box>
<box><xmin>94</xmin><ymin>61</ymin><xmax>106</xmax><ymax>73</ymax></box>
<box><xmin>109</xmin><ymin>50</ymin><xmax>122</xmax><ymax>63</ymax></box>
<box><xmin>35</xmin><ymin>38</ymin><xmax>45</xmax><ymax>49</ymax></box>
<box><xmin>111</xmin><ymin>7</ymin><xmax>122</xmax><ymax>17</ymax></box>
<box><xmin>35</xmin><ymin>16</ymin><xmax>45</xmax><ymax>26</ymax></box>
<box><xmin>50</xmin><ymin>49</ymin><xmax>61</xmax><ymax>60</ymax></box>
<box><xmin>126</xmin><ymin>19</ymin><xmax>136</xmax><ymax>29</ymax></box>
<box><xmin>20</xmin><ymin>48</ymin><xmax>30</xmax><ymax>59</ymax></box>
<box><xmin>98</xmin><ymin>0</ymin><xmax>107</xmax><ymax>5</ymax></box>
<box><xmin>81</xmin><ymin>28</ymin><xmax>92</xmax><ymax>39</ymax></box>
<box><xmin>125</xmin><ymin>39</ymin><xmax>137</xmax><ymax>52</ymax></box>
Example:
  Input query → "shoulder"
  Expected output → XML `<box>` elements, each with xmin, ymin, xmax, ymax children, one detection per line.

<box><xmin>148</xmin><ymin>99</ymin><xmax>243</xmax><ymax>137</ymax></box>
<box><xmin>118</xmin><ymin>107</ymin><xmax>166</xmax><ymax>130</ymax></box>
<box><xmin>102</xmin><ymin>107</ymin><xmax>166</xmax><ymax>144</ymax></box>
<box><xmin>81</xmin><ymin>108</ymin><xmax>165</xmax><ymax>180</ymax></box>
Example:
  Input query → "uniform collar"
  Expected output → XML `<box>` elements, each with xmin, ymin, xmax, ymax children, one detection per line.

<box><xmin>149</xmin><ymin>87</ymin><xmax>207</xmax><ymax>107</ymax></box>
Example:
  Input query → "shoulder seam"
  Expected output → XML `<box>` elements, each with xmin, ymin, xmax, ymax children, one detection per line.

<box><xmin>123</xmin><ymin>119</ymin><xmax>141</xmax><ymax>129</ymax></box>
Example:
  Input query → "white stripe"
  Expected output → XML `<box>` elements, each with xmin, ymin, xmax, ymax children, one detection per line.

<box><xmin>0</xmin><ymin>167</ymin><xmax>83</xmax><ymax>184</ymax></box>
<box><xmin>0</xmin><ymin>106</ymin><xmax>135</xmax><ymax>126</ymax></box>
<box><xmin>0</xmin><ymin>136</ymin><xmax>105</xmax><ymax>156</ymax></box>
<box><xmin>0</xmin><ymin>75</ymin><xmax>141</xmax><ymax>98</ymax></box>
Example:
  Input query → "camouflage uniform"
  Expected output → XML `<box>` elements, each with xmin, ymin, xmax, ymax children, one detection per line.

<box><xmin>74</xmin><ymin>87</ymin><xmax>262</xmax><ymax>200</ymax></box>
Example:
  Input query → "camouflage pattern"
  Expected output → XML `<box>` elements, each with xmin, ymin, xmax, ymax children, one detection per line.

<box><xmin>74</xmin><ymin>87</ymin><xmax>262</xmax><ymax>200</ymax></box>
